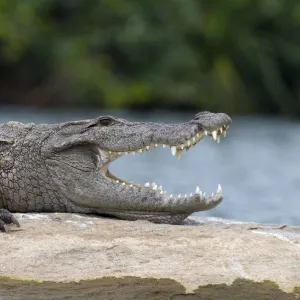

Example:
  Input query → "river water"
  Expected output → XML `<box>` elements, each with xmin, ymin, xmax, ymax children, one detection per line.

<box><xmin>1</xmin><ymin>106</ymin><xmax>299</xmax><ymax>226</ymax></box>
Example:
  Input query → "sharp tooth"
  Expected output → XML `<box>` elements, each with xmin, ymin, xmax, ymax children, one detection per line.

<box><xmin>139</xmin><ymin>149</ymin><xmax>143</xmax><ymax>153</ymax></box>
<box><xmin>158</xmin><ymin>185</ymin><xmax>163</xmax><ymax>190</ymax></box>
<box><xmin>155</xmin><ymin>144</ymin><xmax>158</xmax><ymax>147</ymax></box>
<box><xmin>129</xmin><ymin>184</ymin><xmax>133</xmax><ymax>187</ymax></box>
<box><xmin>146</xmin><ymin>146</ymin><xmax>150</xmax><ymax>150</ymax></box>
<box><xmin>176</xmin><ymin>149</ymin><xmax>182</xmax><ymax>160</ymax></box>
<box><xmin>187</xmin><ymin>140</ymin><xmax>191</xmax><ymax>147</ymax></box>
<box><xmin>116</xmin><ymin>180</ymin><xmax>119</xmax><ymax>183</ymax></box>
<box><xmin>204</xmin><ymin>130</ymin><xmax>208</xmax><ymax>136</ymax></box>
<box><xmin>162</xmin><ymin>144</ymin><xmax>166</xmax><ymax>148</ymax></box>
<box><xmin>217</xmin><ymin>184</ymin><xmax>222</xmax><ymax>194</ymax></box>
<box><xmin>223</xmin><ymin>130</ymin><xmax>227</xmax><ymax>137</ymax></box>
<box><xmin>192</xmin><ymin>137</ymin><xmax>196</xmax><ymax>143</ymax></box>
<box><xmin>145</xmin><ymin>182</ymin><xmax>150</xmax><ymax>187</ymax></box>
<box><xmin>184</xmin><ymin>194</ymin><xmax>187</xmax><ymax>198</ymax></box>
<box><xmin>220</xmin><ymin>127</ymin><xmax>223</xmax><ymax>133</ymax></box>
<box><xmin>151</xmin><ymin>182</ymin><xmax>156</xmax><ymax>187</ymax></box>
<box><xmin>122</xmin><ymin>182</ymin><xmax>125</xmax><ymax>186</ymax></box>
<box><xmin>153</xmin><ymin>185</ymin><xmax>157</xmax><ymax>190</ymax></box>
<box><xmin>178</xmin><ymin>194</ymin><xmax>181</xmax><ymax>198</ymax></box>
<box><xmin>160</xmin><ymin>190</ymin><xmax>164</xmax><ymax>194</ymax></box>
<box><xmin>199</xmin><ymin>191</ymin><xmax>203</xmax><ymax>198</ymax></box>
<box><xmin>196</xmin><ymin>186</ymin><xmax>200</xmax><ymax>194</ymax></box>
<box><xmin>181</xmin><ymin>144</ymin><xmax>184</xmax><ymax>150</ymax></box>
<box><xmin>212</xmin><ymin>131</ymin><xmax>217</xmax><ymax>141</ymax></box>
<box><xmin>171</xmin><ymin>146</ymin><xmax>177</xmax><ymax>156</ymax></box>
<box><xmin>216</xmin><ymin>135</ymin><xmax>220</xmax><ymax>143</ymax></box>
<box><xmin>170</xmin><ymin>194</ymin><xmax>173</xmax><ymax>198</ymax></box>
<box><xmin>211</xmin><ymin>192</ymin><xmax>214</xmax><ymax>197</ymax></box>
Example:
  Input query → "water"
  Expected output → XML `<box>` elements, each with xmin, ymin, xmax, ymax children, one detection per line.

<box><xmin>1</xmin><ymin>106</ymin><xmax>300</xmax><ymax>226</ymax></box>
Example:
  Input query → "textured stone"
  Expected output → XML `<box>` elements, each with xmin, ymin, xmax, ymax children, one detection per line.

<box><xmin>0</xmin><ymin>214</ymin><xmax>299</xmax><ymax>299</ymax></box>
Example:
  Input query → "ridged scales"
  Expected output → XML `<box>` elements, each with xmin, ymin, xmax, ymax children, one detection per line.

<box><xmin>0</xmin><ymin>111</ymin><xmax>232</xmax><ymax>231</ymax></box>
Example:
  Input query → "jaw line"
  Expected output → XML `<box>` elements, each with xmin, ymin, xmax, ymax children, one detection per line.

<box><xmin>97</xmin><ymin>124</ymin><xmax>229</xmax><ymax>199</ymax></box>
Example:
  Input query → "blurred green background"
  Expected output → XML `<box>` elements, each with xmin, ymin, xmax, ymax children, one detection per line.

<box><xmin>1</xmin><ymin>0</ymin><xmax>300</xmax><ymax>115</ymax></box>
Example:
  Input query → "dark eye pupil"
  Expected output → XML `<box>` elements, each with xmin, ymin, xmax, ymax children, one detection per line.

<box><xmin>100</xmin><ymin>119</ymin><xmax>112</xmax><ymax>126</ymax></box>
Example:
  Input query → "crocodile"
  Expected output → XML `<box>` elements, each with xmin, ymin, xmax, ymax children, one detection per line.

<box><xmin>0</xmin><ymin>111</ymin><xmax>231</xmax><ymax>232</ymax></box>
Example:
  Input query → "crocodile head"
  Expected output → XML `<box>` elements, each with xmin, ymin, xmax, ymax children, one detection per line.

<box><xmin>43</xmin><ymin>111</ymin><xmax>232</xmax><ymax>224</ymax></box>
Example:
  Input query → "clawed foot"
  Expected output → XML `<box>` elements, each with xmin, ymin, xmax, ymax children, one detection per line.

<box><xmin>0</xmin><ymin>209</ymin><xmax>20</xmax><ymax>232</ymax></box>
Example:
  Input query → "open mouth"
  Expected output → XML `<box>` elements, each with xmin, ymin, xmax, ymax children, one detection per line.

<box><xmin>99</xmin><ymin>124</ymin><xmax>229</xmax><ymax>204</ymax></box>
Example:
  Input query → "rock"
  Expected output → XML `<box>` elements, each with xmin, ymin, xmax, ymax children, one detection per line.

<box><xmin>0</xmin><ymin>213</ymin><xmax>299</xmax><ymax>300</ymax></box>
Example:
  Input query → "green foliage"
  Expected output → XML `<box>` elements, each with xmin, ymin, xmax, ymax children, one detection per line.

<box><xmin>1</xmin><ymin>0</ymin><xmax>300</xmax><ymax>114</ymax></box>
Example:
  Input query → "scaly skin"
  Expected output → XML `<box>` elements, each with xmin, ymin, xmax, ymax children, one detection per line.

<box><xmin>0</xmin><ymin>111</ymin><xmax>231</xmax><ymax>231</ymax></box>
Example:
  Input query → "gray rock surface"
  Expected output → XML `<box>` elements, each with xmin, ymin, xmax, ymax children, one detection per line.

<box><xmin>0</xmin><ymin>214</ymin><xmax>300</xmax><ymax>299</ymax></box>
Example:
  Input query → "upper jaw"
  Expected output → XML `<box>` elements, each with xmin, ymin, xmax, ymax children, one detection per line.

<box><xmin>105</xmin><ymin>122</ymin><xmax>230</xmax><ymax>160</ymax></box>
<box><xmin>94</xmin><ymin>111</ymin><xmax>231</xmax><ymax>157</ymax></box>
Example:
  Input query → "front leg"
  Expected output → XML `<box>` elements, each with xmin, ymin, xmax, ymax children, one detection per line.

<box><xmin>0</xmin><ymin>209</ymin><xmax>20</xmax><ymax>232</ymax></box>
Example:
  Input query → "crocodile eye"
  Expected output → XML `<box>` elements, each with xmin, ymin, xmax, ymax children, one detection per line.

<box><xmin>99</xmin><ymin>117</ymin><xmax>114</xmax><ymax>126</ymax></box>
